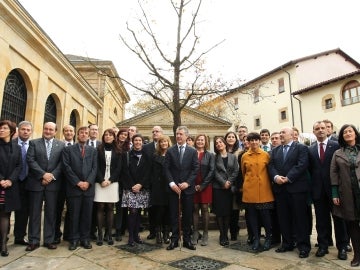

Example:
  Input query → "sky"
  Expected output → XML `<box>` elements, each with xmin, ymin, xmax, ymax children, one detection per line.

<box><xmin>18</xmin><ymin>0</ymin><xmax>360</xmax><ymax>108</ymax></box>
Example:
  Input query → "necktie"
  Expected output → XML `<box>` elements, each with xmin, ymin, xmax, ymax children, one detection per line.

<box><xmin>91</xmin><ymin>141</ymin><xmax>94</xmax><ymax>147</ymax></box>
<box><xmin>19</xmin><ymin>141</ymin><xmax>28</xmax><ymax>180</ymax></box>
<box><xmin>319</xmin><ymin>142</ymin><xmax>325</xmax><ymax>162</ymax></box>
<box><xmin>81</xmin><ymin>145</ymin><xmax>85</xmax><ymax>158</ymax></box>
<box><xmin>179</xmin><ymin>145</ymin><xmax>184</xmax><ymax>164</ymax></box>
<box><xmin>46</xmin><ymin>140</ymin><xmax>52</xmax><ymax>160</ymax></box>
<box><xmin>67</xmin><ymin>142</ymin><xmax>71</xmax><ymax>146</ymax></box>
<box><xmin>283</xmin><ymin>145</ymin><xmax>289</xmax><ymax>161</ymax></box>
<box><xmin>263</xmin><ymin>145</ymin><xmax>268</xmax><ymax>152</ymax></box>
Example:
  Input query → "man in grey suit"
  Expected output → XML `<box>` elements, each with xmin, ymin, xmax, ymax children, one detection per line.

<box><xmin>164</xmin><ymin>126</ymin><xmax>199</xmax><ymax>251</ymax></box>
<box><xmin>25</xmin><ymin>122</ymin><xmax>65</xmax><ymax>251</ymax></box>
<box><xmin>62</xmin><ymin>126</ymin><xmax>97</xmax><ymax>251</ymax></box>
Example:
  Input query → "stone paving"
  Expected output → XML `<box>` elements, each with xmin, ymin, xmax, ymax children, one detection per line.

<box><xmin>0</xmin><ymin>227</ymin><xmax>358</xmax><ymax>270</ymax></box>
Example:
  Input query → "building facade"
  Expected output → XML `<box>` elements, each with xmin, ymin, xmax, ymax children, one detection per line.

<box><xmin>0</xmin><ymin>0</ymin><xmax>129</xmax><ymax>138</ymax></box>
<box><xmin>205</xmin><ymin>49</ymin><xmax>360</xmax><ymax>135</ymax></box>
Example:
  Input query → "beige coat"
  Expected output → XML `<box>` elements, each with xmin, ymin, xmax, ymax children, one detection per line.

<box><xmin>330</xmin><ymin>148</ymin><xmax>360</xmax><ymax>220</ymax></box>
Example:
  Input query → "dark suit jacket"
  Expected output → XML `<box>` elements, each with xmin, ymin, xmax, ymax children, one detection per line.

<box><xmin>96</xmin><ymin>147</ymin><xmax>122</xmax><ymax>184</ymax></box>
<box><xmin>164</xmin><ymin>144</ymin><xmax>199</xmax><ymax>195</ymax></box>
<box><xmin>308</xmin><ymin>140</ymin><xmax>339</xmax><ymax>200</ymax></box>
<box><xmin>120</xmin><ymin>149</ymin><xmax>151</xmax><ymax>190</ymax></box>
<box><xmin>268</xmin><ymin>142</ymin><xmax>309</xmax><ymax>193</ymax></box>
<box><xmin>0</xmin><ymin>140</ymin><xmax>22</xmax><ymax>212</ymax></box>
<box><xmin>143</xmin><ymin>141</ymin><xmax>156</xmax><ymax>159</ymax></box>
<box><xmin>213</xmin><ymin>152</ymin><xmax>239</xmax><ymax>190</ymax></box>
<box><xmin>26</xmin><ymin>138</ymin><xmax>65</xmax><ymax>191</ymax></box>
<box><xmin>62</xmin><ymin>143</ymin><xmax>98</xmax><ymax>197</ymax></box>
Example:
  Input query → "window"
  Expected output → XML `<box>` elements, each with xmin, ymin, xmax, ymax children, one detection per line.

<box><xmin>342</xmin><ymin>80</ymin><xmax>360</xmax><ymax>106</ymax></box>
<box><xmin>254</xmin><ymin>88</ymin><xmax>259</xmax><ymax>103</ymax></box>
<box><xmin>278</xmin><ymin>78</ymin><xmax>285</xmax><ymax>93</ymax></box>
<box><xmin>234</xmin><ymin>97</ymin><xmax>239</xmax><ymax>110</ymax></box>
<box><xmin>43</xmin><ymin>95</ymin><xmax>57</xmax><ymax>124</ymax></box>
<box><xmin>280</xmin><ymin>110</ymin><xmax>286</xmax><ymax>120</ymax></box>
<box><xmin>1</xmin><ymin>70</ymin><xmax>27</xmax><ymax>123</ymax></box>
<box><xmin>255</xmin><ymin>118</ymin><xmax>261</xmax><ymax>128</ymax></box>
<box><xmin>325</xmin><ymin>98</ymin><xmax>332</xmax><ymax>109</ymax></box>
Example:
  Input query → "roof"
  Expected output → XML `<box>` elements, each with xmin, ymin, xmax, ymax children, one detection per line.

<box><xmin>225</xmin><ymin>48</ymin><xmax>360</xmax><ymax>96</ymax></box>
<box><xmin>117</xmin><ymin>104</ymin><xmax>232</xmax><ymax>127</ymax></box>
<box><xmin>292</xmin><ymin>69</ymin><xmax>360</xmax><ymax>95</ymax></box>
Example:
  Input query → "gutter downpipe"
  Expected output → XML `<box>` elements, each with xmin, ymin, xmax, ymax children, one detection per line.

<box><xmin>282</xmin><ymin>68</ymin><xmax>295</xmax><ymax>127</ymax></box>
<box><xmin>293</xmin><ymin>95</ymin><xmax>304</xmax><ymax>132</ymax></box>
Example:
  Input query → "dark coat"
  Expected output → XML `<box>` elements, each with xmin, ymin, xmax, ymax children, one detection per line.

<box><xmin>0</xmin><ymin>140</ymin><xmax>22</xmax><ymax>212</ymax></box>
<box><xmin>26</xmin><ymin>138</ymin><xmax>65</xmax><ymax>191</ymax></box>
<box><xmin>164</xmin><ymin>145</ymin><xmax>199</xmax><ymax>195</ymax></box>
<box><xmin>308</xmin><ymin>140</ymin><xmax>339</xmax><ymax>201</ymax></box>
<box><xmin>213</xmin><ymin>153</ymin><xmax>239</xmax><ymax>190</ymax></box>
<box><xmin>62</xmin><ymin>143</ymin><xmax>98</xmax><ymax>197</ymax></box>
<box><xmin>121</xmin><ymin>149</ymin><xmax>151</xmax><ymax>190</ymax></box>
<box><xmin>330</xmin><ymin>148</ymin><xmax>360</xmax><ymax>220</ymax></box>
<box><xmin>198</xmin><ymin>151</ymin><xmax>215</xmax><ymax>191</ymax></box>
<box><xmin>149</xmin><ymin>154</ymin><xmax>168</xmax><ymax>205</ymax></box>
<box><xmin>268</xmin><ymin>142</ymin><xmax>310</xmax><ymax>193</ymax></box>
<box><xmin>96</xmin><ymin>147</ymin><xmax>122</xmax><ymax>184</ymax></box>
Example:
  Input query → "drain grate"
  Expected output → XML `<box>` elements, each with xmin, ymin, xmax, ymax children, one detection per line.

<box><xmin>169</xmin><ymin>255</ymin><xmax>229</xmax><ymax>270</ymax></box>
<box><xmin>117</xmin><ymin>242</ymin><xmax>162</xmax><ymax>254</ymax></box>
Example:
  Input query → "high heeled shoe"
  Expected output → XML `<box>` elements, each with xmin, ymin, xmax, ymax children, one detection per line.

<box><xmin>1</xmin><ymin>249</ymin><xmax>8</xmax><ymax>257</ymax></box>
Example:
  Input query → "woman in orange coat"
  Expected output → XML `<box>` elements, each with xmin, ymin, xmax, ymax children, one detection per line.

<box><xmin>241</xmin><ymin>132</ymin><xmax>274</xmax><ymax>252</ymax></box>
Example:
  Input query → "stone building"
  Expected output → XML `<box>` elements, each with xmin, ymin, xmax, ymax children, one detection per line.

<box><xmin>0</xmin><ymin>0</ymin><xmax>129</xmax><ymax>138</ymax></box>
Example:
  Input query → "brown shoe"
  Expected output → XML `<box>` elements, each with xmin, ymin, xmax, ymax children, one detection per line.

<box><xmin>25</xmin><ymin>244</ymin><xmax>40</xmax><ymax>251</ymax></box>
<box><xmin>43</xmin><ymin>243</ymin><xmax>57</xmax><ymax>249</ymax></box>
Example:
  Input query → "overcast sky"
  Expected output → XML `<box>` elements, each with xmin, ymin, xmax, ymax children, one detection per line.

<box><xmin>19</xmin><ymin>0</ymin><xmax>360</xmax><ymax>104</ymax></box>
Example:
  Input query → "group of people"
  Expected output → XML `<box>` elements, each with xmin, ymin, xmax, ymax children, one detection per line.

<box><xmin>0</xmin><ymin>119</ymin><xmax>360</xmax><ymax>267</ymax></box>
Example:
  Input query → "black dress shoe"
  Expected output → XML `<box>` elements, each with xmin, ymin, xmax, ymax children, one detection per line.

<box><xmin>315</xmin><ymin>248</ymin><xmax>329</xmax><ymax>257</ymax></box>
<box><xmin>338</xmin><ymin>248</ymin><xmax>348</xmax><ymax>260</ymax></box>
<box><xmin>346</xmin><ymin>244</ymin><xmax>353</xmax><ymax>252</ymax></box>
<box><xmin>166</xmin><ymin>241</ymin><xmax>179</xmax><ymax>250</ymax></box>
<box><xmin>275</xmin><ymin>246</ymin><xmax>293</xmax><ymax>253</ymax></box>
<box><xmin>43</xmin><ymin>243</ymin><xmax>57</xmax><ymax>249</ymax></box>
<box><xmin>81</xmin><ymin>240</ymin><xmax>92</xmax><ymax>249</ymax></box>
<box><xmin>351</xmin><ymin>258</ymin><xmax>360</xmax><ymax>267</ymax></box>
<box><xmin>299</xmin><ymin>250</ymin><xmax>309</xmax><ymax>258</ymax></box>
<box><xmin>69</xmin><ymin>241</ymin><xmax>78</xmax><ymax>251</ymax></box>
<box><xmin>25</xmin><ymin>244</ymin><xmax>39</xmax><ymax>251</ymax></box>
<box><xmin>1</xmin><ymin>250</ymin><xmax>8</xmax><ymax>257</ymax></box>
<box><xmin>53</xmin><ymin>238</ymin><xmax>61</xmax><ymax>245</ymax></box>
<box><xmin>14</xmin><ymin>239</ymin><xmax>29</xmax><ymax>246</ymax></box>
<box><xmin>183</xmin><ymin>241</ymin><xmax>196</xmax><ymax>250</ymax></box>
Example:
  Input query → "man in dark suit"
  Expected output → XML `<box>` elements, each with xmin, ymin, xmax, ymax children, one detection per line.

<box><xmin>13</xmin><ymin>121</ymin><xmax>33</xmax><ymax>246</ymax></box>
<box><xmin>143</xmin><ymin>125</ymin><xmax>163</xmax><ymax>240</ymax></box>
<box><xmin>323</xmin><ymin>119</ymin><xmax>338</xmax><ymax>141</ymax></box>
<box><xmin>25</xmin><ymin>122</ymin><xmax>65</xmax><ymax>251</ymax></box>
<box><xmin>268</xmin><ymin>127</ymin><xmax>311</xmax><ymax>258</ymax></box>
<box><xmin>309</xmin><ymin>121</ymin><xmax>348</xmax><ymax>259</ymax></box>
<box><xmin>54</xmin><ymin>124</ymin><xmax>75</xmax><ymax>244</ymax></box>
<box><xmin>164</xmin><ymin>126</ymin><xmax>199</xmax><ymax>251</ymax></box>
<box><xmin>62</xmin><ymin>126</ymin><xmax>98</xmax><ymax>251</ymax></box>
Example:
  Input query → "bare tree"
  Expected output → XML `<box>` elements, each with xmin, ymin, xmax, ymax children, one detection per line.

<box><xmin>119</xmin><ymin>0</ymin><xmax>226</xmax><ymax>135</ymax></box>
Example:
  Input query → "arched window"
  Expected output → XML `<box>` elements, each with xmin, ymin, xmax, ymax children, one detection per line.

<box><xmin>342</xmin><ymin>80</ymin><xmax>360</xmax><ymax>106</ymax></box>
<box><xmin>1</xmin><ymin>70</ymin><xmax>27</xmax><ymax>123</ymax></box>
<box><xmin>44</xmin><ymin>95</ymin><xmax>57</xmax><ymax>124</ymax></box>
<box><xmin>70</xmin><ymin>110</ymin><xmax>77</xmax><ymax>131</ymax></box>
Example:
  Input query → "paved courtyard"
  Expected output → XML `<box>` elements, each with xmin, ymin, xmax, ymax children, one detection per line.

<box><xmin>0</xmin><ymin>225</ymin><xmax>357</xmax><ymax>270</ymax></box>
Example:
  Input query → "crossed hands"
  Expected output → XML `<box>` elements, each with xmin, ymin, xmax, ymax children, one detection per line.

<box><xmin>171</xmin><ymin>182</ymin><xmax>189</xmax><ymax>195</ymax></box>
<box><xmin>0</xmin><ymin>179</ymin><xmax>12</xmax><ymax>189</ymax></box>
<box><xmin>274</xmin><ymin>175</ymin><xmax>289</xmax><ymax>185</ymax></box>
<box><xmin>42</xmin><ymin>172</ymin><xmax>55</xmax><ymax>186</ymax></box>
